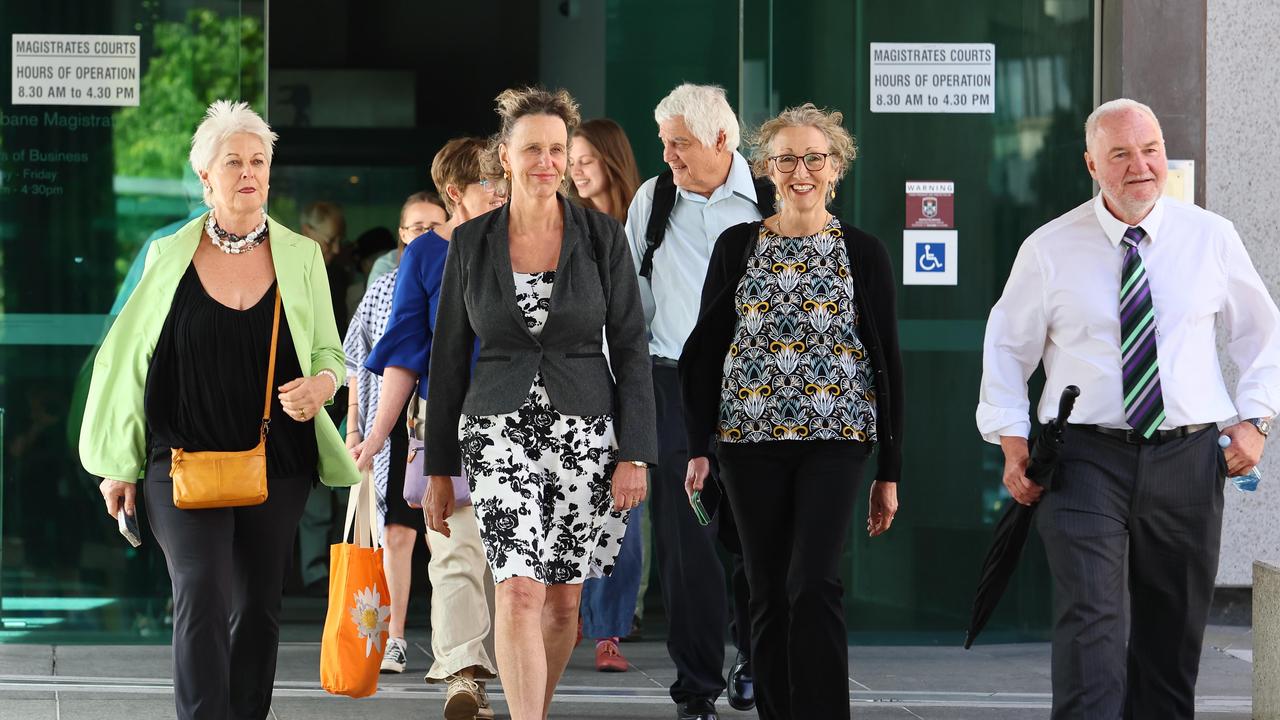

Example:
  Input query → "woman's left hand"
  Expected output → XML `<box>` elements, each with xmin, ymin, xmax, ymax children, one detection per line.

<box><xmin>611</xmin><ymin>462</ymin><xmax>648</xmax><ymax>512</ymax></box>
<box><xmin>867</xmin><ymin>480</ymin><xmax>899</xmax><ymax>537</ymax></box>
<box><xmin>279</xmin><ymin>374</ymin><xmax>333</xmax><ymax>422</ymax></box>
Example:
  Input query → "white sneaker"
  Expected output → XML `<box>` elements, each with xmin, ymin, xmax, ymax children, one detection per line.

<box><xmin>380</xmin><ymin>637</ymin><xmax>408</xmax><ymax>674</ymax></box>
<box><xmin>444</xmin><ymin>674</ymin><xmax>482</xmax><ymax>720</ymax></box>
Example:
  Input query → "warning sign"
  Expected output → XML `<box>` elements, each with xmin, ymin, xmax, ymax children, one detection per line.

<box><xmin>11</xmin><ymin>34</ymin><xmax>140</xmax><ymax>107</ymax></box>
<box><xmin>906</xmin><ymin>181</ymin><xmax>954</xmax><ymax>229</ymax></box>
<box><xmin>870</xmin><ymin>43</ymin><xmax>995</xmax><ymax>114</ymax></box>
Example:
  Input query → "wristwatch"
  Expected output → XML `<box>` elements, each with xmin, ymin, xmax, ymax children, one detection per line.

<box><xmin>626</xmin><ymin>460</ymin><xmax>649</xmax><ymax>469</ymax></box>
<box><xmin>1247</xmin><ymin>417</ymin><xmax>1271</xmax><ymax>437</ymax></box>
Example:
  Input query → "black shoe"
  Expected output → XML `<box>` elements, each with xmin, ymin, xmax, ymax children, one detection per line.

<box><xmin>727</xmin><ymin>652</ymin><xmax>755</xmax><ymax>711</ymax></box>
<box><xmin>676</xmin><ymin>698</ymin><xmax>718</xmax><ymax>720</ymax></box>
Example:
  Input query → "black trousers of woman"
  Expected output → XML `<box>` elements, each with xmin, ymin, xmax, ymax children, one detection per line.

<box><xmin>716</xmin><ymin>439</ymin><xmax>870</xmax><ymax>720</ymax></box>
<box><xmin>143</xmin><ymin>448</ymin><xmax>312</xmax><ymax>720</ymax></box>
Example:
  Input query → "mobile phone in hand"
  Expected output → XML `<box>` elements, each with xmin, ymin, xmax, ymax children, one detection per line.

<box><xmin>690</xmin><ymin>491</ymin><xmax>711</xmax><ymax>527</ymax></box>
<box><xmin>117</xmin><ymin>508</ymin><xmax>141</xmax><ymax>548</ymax></box>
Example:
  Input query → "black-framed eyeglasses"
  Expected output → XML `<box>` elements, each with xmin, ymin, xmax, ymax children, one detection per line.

<box><xmin>769</xmin><ymin>152</ymin><xmax>832</xmax><ymax>173</ymax></box>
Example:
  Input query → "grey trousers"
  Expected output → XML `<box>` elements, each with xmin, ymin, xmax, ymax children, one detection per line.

<box><xmin>1037</xmin><ymin>425</ymin><xmax>1224</xmax><ymax>720</ymax></box>
<box><xmin>144</xmin><ymin>450</ymin><xmax>312</xmax><ymax>720</ymax></box>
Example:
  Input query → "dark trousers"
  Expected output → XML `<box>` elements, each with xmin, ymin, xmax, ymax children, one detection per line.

<box><xmin>651</xmin><ymin>362</ymin><xmax>751</xmax><ymax>704</ymax></box>
<box><xmin>1037</xmin><ymin>426</ymin><xmax>1224</xmax><ymax>720</ymax></box>
<box><xmin>144</xmin><ymin>450</ymin><xmax>312</xmax><ymax>720</ymax></box>
<box><xmin>717</xmin><ymin>439</ymin><xmax>868</xmax><ymax>720</ymax></box>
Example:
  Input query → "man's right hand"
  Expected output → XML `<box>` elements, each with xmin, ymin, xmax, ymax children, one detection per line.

<box><xmin>999</xmin><ymin>436</ymin><xmax>1042</xmax><ymax>506</ymax></box>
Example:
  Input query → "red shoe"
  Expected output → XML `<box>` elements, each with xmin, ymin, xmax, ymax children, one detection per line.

<box><xmin>594</xmin><ymin>638</ymin><xmax>628</xmax><ymax>672</ymax></box>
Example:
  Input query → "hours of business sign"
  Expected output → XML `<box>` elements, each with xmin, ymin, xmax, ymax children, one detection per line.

<box><xmin>869</xmin><ymin>43</ymin><xmax>995</xmax><ymax>114</ymax></box>
<box><xmin>11</xmin><ymin>34</ymin><xmax>140</xmax><ymax>107</ymax></box>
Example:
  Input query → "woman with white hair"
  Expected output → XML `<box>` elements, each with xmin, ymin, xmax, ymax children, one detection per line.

<box><xmin>80</xmin><ymin>99</ymin><xmax>359</xmax><ymax>720</ymax></box>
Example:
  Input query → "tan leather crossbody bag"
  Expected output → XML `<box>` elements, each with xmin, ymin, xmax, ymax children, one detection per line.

<box><xmin>169</xmin><ymin>289</ymin><xmax>281</xmax><ymax>509</ymax></box>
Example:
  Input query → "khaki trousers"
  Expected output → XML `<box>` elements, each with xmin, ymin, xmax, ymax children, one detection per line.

<box><xmin>424</xmin><ymin>504</ymin><xmax>498</xmax><ymax>681</ymax></box>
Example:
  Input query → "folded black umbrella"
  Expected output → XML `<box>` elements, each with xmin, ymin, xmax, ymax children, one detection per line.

<box><xmin>963</xmin><ymin>385</ymin><xmax>1080</xmax><ymax>649</ymax></box>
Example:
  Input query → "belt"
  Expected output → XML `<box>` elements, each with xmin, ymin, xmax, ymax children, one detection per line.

<box><xmin>652</xmin><ymin>356</ymin><xmax>679</xmax><ymax>369</ymax></box>
<box><xmin>1070</xmin><ymin>422</ymin><xmax>1215</xmax><ymax>445</ymax></box>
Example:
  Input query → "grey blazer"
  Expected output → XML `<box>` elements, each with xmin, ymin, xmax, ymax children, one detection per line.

<box><xmin>424</xmin><ymin>198</ymin><xmax>658</xmax><ymax>476</ymax></box>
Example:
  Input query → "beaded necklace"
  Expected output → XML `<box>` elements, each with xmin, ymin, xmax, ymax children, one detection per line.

<box><xmin>206</xmin><ymin>211</ymin><xmax>269</xmax><ymax>254</ymax></box>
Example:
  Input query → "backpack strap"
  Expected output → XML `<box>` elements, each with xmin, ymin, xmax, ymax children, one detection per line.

<box><xmin>640</xmin><ymin>172</ymin><xmax>775</xmax><ymax>279</ymax></box>
<box><xmin>639</xmin><ymin>170</ymin><xmax>677</xmax><ymax>278</ymax></box>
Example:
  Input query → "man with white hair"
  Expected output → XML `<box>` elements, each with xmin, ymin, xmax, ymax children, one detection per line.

<box><xmin>978</xmin><ymin>98</ymin><xmax>1280</xmax><ymax>718</ymax></box>
<box><xmin>624</xmin><ymin>83</ymin><xmax>772</xmax><ymax>720</ymax></box>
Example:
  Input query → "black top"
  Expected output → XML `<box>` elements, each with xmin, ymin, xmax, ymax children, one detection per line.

<box><xmin>145</xmin><ymin>263</ymin><xmax>318</xmax><ymax>477</ymax></box>
<box><xmin>679</xmin><ymin>218</ymin><xmax>905</xmax><ymax>483</ymax></box>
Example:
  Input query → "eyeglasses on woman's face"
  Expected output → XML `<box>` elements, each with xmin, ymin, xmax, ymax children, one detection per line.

<box><xmin>768</xmin><ymin>152</ymin><xmax>833</xmax><ymax>173</ymax></box>
<box><xmin>478</xmin><ymin>178</ymin><xmax>509</xmax><ymax>200</ymax></box>
<box><xmin>399</xmin><ymin>222</ymin><xmax>440</xmax><ymax>237</ymax></box>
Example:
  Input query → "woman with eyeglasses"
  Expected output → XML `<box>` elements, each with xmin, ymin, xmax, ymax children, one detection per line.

<box><xmin>367</xmin><ymin>191</ymin><xmax>447</xmax><ymax>285</ymax></box>
<box><xmin>353</xmin><ymin>137</ymin><xmax>506</xmax><ymax>718</ymax></box>
<box><xmin>679</xmin><ymin>103</ymin><xmax>905</xmax><ymax>720</ymax></box>
<box><xmin>342</xmin><ymin>191</ymin><xmax>445</xmax><ymax>674</ymax></box>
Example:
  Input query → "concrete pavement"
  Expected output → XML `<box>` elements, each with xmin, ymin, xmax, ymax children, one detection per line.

<box><xmin>0</xmin><ymin>624</ymin><xmax>1254</xmax><ymax>719</ymax></box>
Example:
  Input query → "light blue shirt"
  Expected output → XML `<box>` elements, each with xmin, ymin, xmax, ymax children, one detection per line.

<box><xmin>624</xmin><ymin>151</ymin><xmax>763</xmax><ymax>360</ymax></box>
<box><xmin>367</xmin><ymin>248</ymin><xmax>399</xmax><ymax>286</ymax></box>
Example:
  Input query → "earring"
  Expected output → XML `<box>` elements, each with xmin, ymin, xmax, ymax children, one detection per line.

<box><xmin>503</xmin><ymin>170</ymin><xmax>510</xmax><ymax>180</ymax></box>
<box><xmin>829</xmin><ymin>183</ymin><xmax>838</xmax><ymax>201</ymax></box>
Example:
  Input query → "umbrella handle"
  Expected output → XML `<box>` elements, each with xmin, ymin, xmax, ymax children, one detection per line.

<box><xmin>1056</xmin><ymin>385</ymin><xmax>1081</xmax><ymax>424</ymax></box>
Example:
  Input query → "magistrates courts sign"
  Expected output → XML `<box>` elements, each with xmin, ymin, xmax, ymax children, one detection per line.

<box><xmin>869</xmin><ymin>43</ymin><xmax>995</xmax><ymax>114</ymax></box>
<box><xmin>11</xmin><ymin>34</ymin><xmax>140</xmax><ymax>107</ymax></box>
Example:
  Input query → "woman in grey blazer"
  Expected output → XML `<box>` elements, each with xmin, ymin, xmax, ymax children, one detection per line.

<box><xmin>423</xmin><ymin>87</ymin><xmax>658</xmax><ymax>720</ymax></box>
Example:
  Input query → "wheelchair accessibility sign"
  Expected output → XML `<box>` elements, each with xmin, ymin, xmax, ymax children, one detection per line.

<box><xmin>903</xmin><ymin>229</ymin><xmax>957</xmax><ymax>285</ymax></box>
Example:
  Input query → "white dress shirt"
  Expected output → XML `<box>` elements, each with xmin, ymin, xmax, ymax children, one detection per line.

<box><xmin>977</xmin><ymin>194</ymin><xmax>1280</xmax><ymax>444</ymax></box>
<box><xmin>624</xmin><ymin>151</ymin><xmax>763</xmax><ymax>360</ymax></box>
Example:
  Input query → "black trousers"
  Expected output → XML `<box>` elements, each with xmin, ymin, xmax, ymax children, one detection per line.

<box><xmin>650</xmin><ymin>362</ymin><xmax>751</xmax><ymax>704</ymax></box>
<box><xmin>144</xmin><ymin>449</ymin><xmax>312</xmax><ymax>720</ymax></box>
<box><xmin>717</xmin><ymin>439</ymin><xmax>868</xmax><ymax>720</ymax></box>
<box><xmin>1037</xmin><ymin>426</ymin><xmax>1224</xmax><ymax>720</ymax></box>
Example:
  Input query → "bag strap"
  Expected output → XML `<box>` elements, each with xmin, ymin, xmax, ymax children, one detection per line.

<box><xmin>639</xmin><ymin>170</ymin><xmax>677</xmax><ymax>278</ymax></box>
<box><xmin>407</xmin><ymin>379</ymin><xmax>423</xmax><ymax>437</ymax></box>
<box><xmin>342</xmin><ymin>469</ymin><xmax>380</xmax><ymax>549</ymax></box>
<box><xmin>260</xmin><ymin>288</ymin><xmax>282</xmax><ymax>440</ymax></box>
<box><xmin>640</xmin><ymin>171</ymin><xmax>775</xmax><ymax>279</ymax></box>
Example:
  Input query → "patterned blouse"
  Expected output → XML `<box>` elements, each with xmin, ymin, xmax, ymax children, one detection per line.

<box><xmin>343</xmin><ymin>268</ymin><xmax>398</xmax><ymax>527</ymax></box>
<box><xmin>718</xmin><ymin>218</ymin><xmax>878</xmax><ymax>443</ymax></box>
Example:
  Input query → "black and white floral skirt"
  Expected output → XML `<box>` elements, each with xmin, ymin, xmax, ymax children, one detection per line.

<box><xmin>458</xmin><ymin>270</ymin><xmax>629</xmax><ymax>585</ymax></box>
<box><xmin>460</xmin><ymin>379</ymin><xmax>627</xmax><ymax>584</ymax></box>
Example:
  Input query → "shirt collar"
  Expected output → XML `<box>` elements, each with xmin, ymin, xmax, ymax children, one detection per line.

<box><xmin>675</xmin><ymin>151</ymin><xmax>757</xmax><ymax>206</ymax></box>
<box><xmin>1092</xmin><ymin>193</ymin><xmax>1165</xmax><ymax>247</ymax></box>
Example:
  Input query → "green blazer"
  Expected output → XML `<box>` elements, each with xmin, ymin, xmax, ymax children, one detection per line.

<box><xmin>79</xmin><ymin>212</ymin><xmax>361</xmax><ymax>488</ymax></box>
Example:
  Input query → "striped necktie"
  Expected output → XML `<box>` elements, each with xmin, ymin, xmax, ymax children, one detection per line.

<box><xmin>1120</xmin><ymin>226</ymin><xmax>1165</xmax><ymax>438</ymax></box>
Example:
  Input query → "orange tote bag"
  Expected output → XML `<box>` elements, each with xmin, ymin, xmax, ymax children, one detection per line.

<box><xmin>320</xmin><ymin>470</ymin><xmax>389</xmax><ymax>698</ymax></box>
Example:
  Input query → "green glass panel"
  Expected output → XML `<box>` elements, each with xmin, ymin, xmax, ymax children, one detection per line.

<box><xmin>835</xmin><ymin>0</ymin><xmax>1092</xmax><ymax>640</ymax></box>
<box><xmin>1</xmin><ymin>0</ymin><xmax>267</xmax><ymax>643</ymax></box>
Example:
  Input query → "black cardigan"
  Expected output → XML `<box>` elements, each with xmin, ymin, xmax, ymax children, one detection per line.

<box><xmin>677</xmin><ymin>219</ymin><xmax>905</xmax><ymax>483</ymax></box>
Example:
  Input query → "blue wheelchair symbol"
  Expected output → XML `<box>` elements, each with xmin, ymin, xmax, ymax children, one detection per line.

<box><xmin>916</xmin><ymin>243</ymin><xmax>945</xmax><ymax>272</ymax></box>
